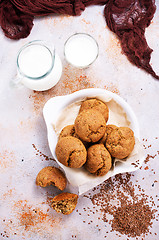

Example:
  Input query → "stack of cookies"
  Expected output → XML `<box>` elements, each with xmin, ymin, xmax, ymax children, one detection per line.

<box><xmin>55</xmin><ymin>98</ymin><xmax>135</xmax><ymax>176</ymax></box>
<box><xmin>36</xmin><ymin>98</ymin><xmax>135</xmax><ymax>215</ymax></box>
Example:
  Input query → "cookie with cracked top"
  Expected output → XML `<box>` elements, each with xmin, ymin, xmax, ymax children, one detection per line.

<box><xmin>79</xmin><ymin>98</ymin><xmax>109</xmax><ymax>122</ymax></box>
<box><xmin>55</xmin><ymin>136</ymin><xmax>87</xmax><ymax>168</ymax></box>
<box><xmin>59</xmin><ymin>125</ymin><xmax>77</xmax><ymax>140</ymax></box>
<box><xmin>59</xmin><ymin>124</ymin><xmax>90</xmax><ymax>149</ymax></box>
<box><xmin>106</xmin><ymin>127</ymin><xmax>135</xmax><ymax>159</ymax></box>
<box><xmin>106</xmin><ymin>124</ymin><xmax>118</xmax><ymax>137</ymax></box>
<box><xmin>85</xmin><ymin>144</ymin><xmax>112</xmax><ymax>176</ymax></box>
<box><xmin>36</xmin><ymin>166</ymin><xmax>66</xmax><ymax>191</ymax></box>
<box><xmin>75</xmin><ymin>109</ymin><xmax>106</xmax><ymax>143</ymax></box>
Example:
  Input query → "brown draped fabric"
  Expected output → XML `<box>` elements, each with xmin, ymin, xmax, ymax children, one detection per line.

<box><xmin>0</xmin><ymin>0</ymin><xmax>158</xmax><ymax>80</ymax></box>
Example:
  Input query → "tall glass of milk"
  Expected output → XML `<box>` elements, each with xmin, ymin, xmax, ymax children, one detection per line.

<box><xmin>64</xmin><ymin>33</ymin><xmax>99</xmax><ymax>68</ymax></box>
<box><xmin>16</xmin><ymin>40</ymin><xmax>62</xmax><ymax>91</ymax></box>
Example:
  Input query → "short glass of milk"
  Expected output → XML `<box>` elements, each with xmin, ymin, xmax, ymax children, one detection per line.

<box><xmin>64</xmin><ymin>33</ymin><xmax>99</xmax><ymax>68</ymax></box>
<box><xmin>16</xmin><ymin>40</ymin><xmax>62</xmax><ymax>91</ymax></box>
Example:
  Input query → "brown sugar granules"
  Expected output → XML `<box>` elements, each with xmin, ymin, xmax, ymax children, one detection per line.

<box><xmin>91</xmin><ymin>173</ymin><xmax>156</xmax><ymax>238</ymax></box>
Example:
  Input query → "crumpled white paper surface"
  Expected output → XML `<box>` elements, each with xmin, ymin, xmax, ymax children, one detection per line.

<box><xmin>43</xmin><ymin>88</ymin><xmax>145</xmax><ymax>195</ymax></box>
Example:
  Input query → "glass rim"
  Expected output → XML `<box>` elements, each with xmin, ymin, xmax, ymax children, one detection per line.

<box><xmin>17</xmin><ymin>40</ymin><xmax>55</xmax><ymax>80</ymax></box>
<box><xmin>64</xmin><ymin>33</ymin><xmax>99</xmax><ymax>68</ymax></box>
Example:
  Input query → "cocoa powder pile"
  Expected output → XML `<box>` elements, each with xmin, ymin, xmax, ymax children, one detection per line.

<box><xmin>90</xmin><ymin>173</ymin><xmax>157</xmax><ymax>238</ymax></box>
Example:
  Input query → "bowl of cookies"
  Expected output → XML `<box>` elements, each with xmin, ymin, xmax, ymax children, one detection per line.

<box><xmin>43</xmin><ymin>88</ymin><xmax>144</xmax><ymax>194</ymax></box>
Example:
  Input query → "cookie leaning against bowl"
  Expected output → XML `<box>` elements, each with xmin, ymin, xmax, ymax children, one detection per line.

<box><xmin>85</xmin><ymin>144</ymin><xmax>112</xmax><ymax>176</ymax></box>
<box><xmin>75</xmin><ymin>109</ymin><xmax>106</xmax><ymax>143</ymax></box>
<box><xmin>79</xmin><ymin>98</ymin><xmax>109</xmax><ymax>122</ymax></box>
<box><xmin>55</xmin><ymin>136</ymin><xmax>87</xmax><ymax>168</ymax></box>
<box><xmin>106</xmin><ymin>127</ymin><xmax>135</xmax><ymax>159</ymax></box>
<box><xmin>51</xmin><ymin>192</ymin><xmax>78</xmax><ymax>215</ymax></box>
<box><xmin>36</xmin><ymin>166</ymin><xmax>67</xmax><ymax>191</ymax></box>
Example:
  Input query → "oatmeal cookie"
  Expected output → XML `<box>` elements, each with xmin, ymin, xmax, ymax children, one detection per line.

<box><xmin>106</xmin><ymin>124</ymin><xmax>118</xmax><ymax>137</ymax></box>
<box><xmin>55</xmin><ymin>136</ymin><xmax>87</xmax><ymax>168</ymax></box>
<box><xmin>51</xmin><ymin>192</ymin><xmax>78</xmax><ymax>215</ymax></box>
<box><xmin>79</xmin><ymin>98</ymin><xmax>109</xmax><ymax>122</ymax></box>
<box><xmin>59</xmin><ymin>125</ymin><xmax>76</xmax><ymax>140</ymax></box>
<box><xmin>85</xmin><ymin>144</ymin><xmax>112</xmax><ymax>176</ymax></box>
<box><xmin>75</xmin><ymin>109</ymin><xmax>106</xmax><ymax>143</ymax></box>
<box><xmin>59</xmin><ymin>124</ymin><xmax>90</xmax><ymax>148</ymax></box>
<box><xmin>106</xmin><ymin>127</ymin><xmax>135</xmax><ymax>159</ymax></box>
<box><xmin>36</xmin><ymin>166</ymin><xmax>66</xmax><ymax>191</ymax></box>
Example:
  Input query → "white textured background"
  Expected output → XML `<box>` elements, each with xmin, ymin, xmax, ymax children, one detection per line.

<box><xmin>0</xmin><ymin>2</ymin><xmax>159</xmax><ymax>240</ymax></box>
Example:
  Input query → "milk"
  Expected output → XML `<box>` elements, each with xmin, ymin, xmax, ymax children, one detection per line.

<box><xmin>18</xmin><ymin>45</ymin><xmax>53</xmax><ymax>78</ymax></box>
<box><xmin>64</xmin><ymin>33</ymin><xmax>98</xmax><ymax>68</ymax></box>
<box><xmin>17</xmin><ymin>41</ymin><xmax>62</xmax><ymax>91</ymax></box>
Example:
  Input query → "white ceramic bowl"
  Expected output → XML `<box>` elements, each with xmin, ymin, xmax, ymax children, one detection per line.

<box><xmin>43</xmin><ymin>88</ymin><xmax>144</xmax><ymax>194</ymax></box>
